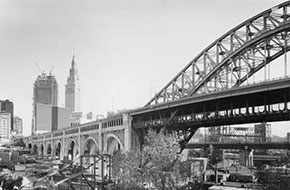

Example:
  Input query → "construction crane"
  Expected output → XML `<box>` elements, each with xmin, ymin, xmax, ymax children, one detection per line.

<box><xmin>49</xmin><ymin>65</ymin><xmax>54</xmax><ymax>75</ymax></box>
<box><xmin>34</xmin><ymin>62</ymin><xmax>44</xmax><ymax>75</ymax></box>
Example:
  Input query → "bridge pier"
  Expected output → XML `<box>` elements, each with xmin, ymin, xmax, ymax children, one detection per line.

<box><xmin>239</xmin><ymin>148</ymin><xmax>253</xmax><ymax>167</ymax></box>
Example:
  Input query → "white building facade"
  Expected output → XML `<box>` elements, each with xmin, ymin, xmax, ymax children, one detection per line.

<box><xmin>65</xmin><ymin>55</ymin><xmax>82</xmax><ymax>124</ymax></box>
<box><xmin>0</xmin><ymin>112</ymin><xmax>11</xmax><ymax>143</ymax></box>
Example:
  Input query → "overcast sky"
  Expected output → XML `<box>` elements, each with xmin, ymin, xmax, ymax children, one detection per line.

<box><xmin>0</xmin><ymin>0</ymin><xmax>287</xmax><ymax>136</ymax></box>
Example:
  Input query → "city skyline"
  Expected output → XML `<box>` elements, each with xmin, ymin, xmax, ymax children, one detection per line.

<box><xmin>0</xmin><ymin>0</ymin><xmax>289</xmax><ymax>136</ymax></box>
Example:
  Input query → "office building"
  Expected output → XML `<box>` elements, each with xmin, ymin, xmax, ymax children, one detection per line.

<box><xmin>52</xmin><ymin>106</ymin><xmax>71</xmax><ymax>130</ymax></box>
<box><xmin>0</xmin><ymin>100</ymin><xmax>14</xmax><ymax>131</ymax></box>
<box><xmin>13</xmin><ymin>116</ymin><xmax>23</xmax><ymax>135</ymax></box>
<box><xmin>34</xmin><ymin>103</ymin><xmax>70</xmax><ymax>133</ymax></box>
<box><xmin>0</xmin><ymin>112</ymin><xmax>11</xmax><ymax>143</ymax></box>
<box><xmin>32</xmin><ymin>73</ymin><xmax>58</xmax><ymax>134</ymax></box>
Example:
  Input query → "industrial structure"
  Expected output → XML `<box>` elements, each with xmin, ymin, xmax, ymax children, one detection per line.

<box><xmin>207</xmin><ymin>123</ymin><xmax>271</xmax><ymax>143</ymax></box>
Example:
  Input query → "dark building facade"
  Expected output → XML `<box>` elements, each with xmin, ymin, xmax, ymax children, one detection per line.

<box><xmin>51</xmin><ymin>106</ymin><xmax>71</xmax><ymax>131</ymax></box>
<box><xmin>0</xmin><ymin>100</ymin><xmax>14</xmax><ymax>131</ymax></box>
<box><xmin>33</xmin><ymin>73</ymin><xmax>58</xmax><ymax>106</ymax></box>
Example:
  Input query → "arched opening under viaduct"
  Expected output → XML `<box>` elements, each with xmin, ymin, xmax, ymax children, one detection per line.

<box><xmin>107</xmin><ymin>135</ymin><xmax>123</xmax><ymax>156</ymax></box>
<box><xmin>67</xmin><ymin>140</ymin><xmax>78</xmax><ymax>161</ymax></box>
<box><xmin>83</xmin><ymin>138</ymin><xmax>99</xmax><ymax>155</ymax></box>
<box><xmin>32</xmin><ymin>144</ymin><xmax>38</xmax><ymax>155</ymax></box>
<box><xmin>46</xmin><ymin>143</ymin><xmax>52</xmax><ymax>156</ymax></box>
<box><xmin>54</xmin><ymin>142</ymin><xmax>62</xmax><ymax>160</ymax></box>
<box><xmin>82</xmin><ymin>137</ymin><xmax>99</xmax><ymax>174</ymax></box>
<box><xmin>40</xmin><ymin>144</ymin><xmax>44</xmax><ymax>155</ymax></box>
<box><xmin>28</xmin><ymin>143</ymin><xmax>32</xmax><ymax>151</ymax></box>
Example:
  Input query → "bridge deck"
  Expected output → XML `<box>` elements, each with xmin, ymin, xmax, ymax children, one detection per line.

<box><xmin>131</xmin><ymin>77</ymin><xmax>290</xmax><ymax>130</ymax></box>
<box><xmin>185</xmin><ymin>142</ymin><xmax>290</xmax><ymax>150</ymax></box>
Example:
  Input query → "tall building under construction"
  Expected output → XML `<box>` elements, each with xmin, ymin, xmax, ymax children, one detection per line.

<box><xmin>33</xmin><ymin>73</ymin><xmax>58</xmax><ymax>107</ymax></box>
<box><xmin>32</xmin><ymin>72</ymin><xmax>58</xmax><ymax>134</ymax></box>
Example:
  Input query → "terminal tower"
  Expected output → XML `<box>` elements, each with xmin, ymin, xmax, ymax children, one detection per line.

<box><xmin>65</xmin><ymin>56</ymin><xmax>81</xmax><ymax>120</ymax></box>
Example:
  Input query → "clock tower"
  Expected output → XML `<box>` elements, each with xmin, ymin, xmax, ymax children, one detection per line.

<box><xmin>65</xmin><ymin>55</ymin><xmax>80</xmax><ymax>113</ymax></box>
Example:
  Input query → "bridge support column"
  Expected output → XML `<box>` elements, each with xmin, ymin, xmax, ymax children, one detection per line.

<box><xmin>246</xmin><ymin>97</ymin><xmax>249</xmax><ymax>114</ymax></box>
<box><xmin>230</xmin><ymin>101</ymin><xmax>233</xmax><ymax>116</ymax></box>
<box><xmin>98</xmin><ymin>120</ymin><xmax>103</xmax><ymax>177</ymax></box>
<box><xmin>43</xmin><ymin>141</ymin><xmax>47</xmax><ymax>156</ymax></box>
<box><xmin>78</xmin><ymin>129</ymin><xmax>81</xmax><ymax>159</ymax></box>
<box><xmin>124</xmin><ymin>114</ymin><xmax>132</xmax><ymax>152</ymax></box>
<box><xmin>51</xmin><ymin>138</ymin><xmax>53</xmax><ymax>158</ymax></box>
<box><xmin>284</xmin><ymin>89</ymin><xmax>290</xmax><ymax>111</ymax></box>
<box><xmin>215</xmin><ymin>103</ymin><xmax>219</xmax><ymax>118</ymax></box>
<box><xmin>264</xmin><ymin>96</ymin><xmax>267</xmax><ymax>113</ymax></box>
<box><xmin>252</xmin><ymin>105</ymin><xmax>255</xmax><ymax>114</ymax></box>
<box><xmin>239</xmin><ymin>149</ymin><xmax>253</xmax><ymax>167</ymax></box>
<box><xmin>284</xmin><ymin>89</ymin><xmax>288</xmax><ymax>111</ymax></box>
<box><xmin>62</xmin><ymin>136</ymin><xmax>65</xmax><ymax>161</ymax></box>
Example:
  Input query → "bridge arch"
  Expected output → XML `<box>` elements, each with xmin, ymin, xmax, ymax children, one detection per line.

<box><xmin>28</xmin><ymin>143</ymin><xmax>32</xmax><ymax>151</ymax></box>
<box><xmin>82</xmin><ymin>137</ymin><xmax>99</xmax><ymax>155</ymax></box>
<box><xmin>32</xmin><ymin>144</ymin><xmax>38</xmax><ymax>155</ymax></box>
<box><xmin>82</xmin><ymin>137</ymin><xmax>100</xmax><ymax>172</ymax></box>
<box><xmin>46</xmin><ymin>143</ymin><xmax>52</xmax><ymax>156</ymax></box>
<box><xmin>40</xmin><ymin>144</ymin><xmax>44</xmax><ymax>155</ymax></box>
<box><xmin>105</xmin><ymin>134</ymin><xmax>124</xmax><ymax>155</ymax></box>
<box><xmin>147</xmin><ymin>1</ymin><xmax>290</xmax><ymax>106</ymax></box>
<box><xmin>65</xmin><ymin>138</ymin><xmax>79</xmax><ymax>161</ymax></box>
<box><xmin>54</xmin><ymin>140</ymin><xmax>63</xmax><ymax>160</ymax></box>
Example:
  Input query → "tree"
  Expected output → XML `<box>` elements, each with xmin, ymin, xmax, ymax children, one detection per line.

<box><xmin>113</xmin><ymin>150</ymin><xmax>144</xmax><ymax>189</ymax></box>
<box><xmin>256</xmin><ymin>168</ymin><xmax>290</xmax><ymax>190</ymax></box>
<box><xmin>141</xmin><ymin>130</ymin><xmax>180</xmax><ymax>190</ymax></box>
<box><xmin>0</xmin><ymin>173</ymin><xmax>23</xmax><ymax>190</ymax></box>
<box><xmin>112</xmin><ymin>130</ymin><xmax>180</xmax><ymax>190</ymax></box>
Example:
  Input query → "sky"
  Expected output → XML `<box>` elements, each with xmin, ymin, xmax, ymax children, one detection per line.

<box><xmin>0</xmin><ymin>0</ymin><xmax>288</xmax><ymax>136</ymax></box>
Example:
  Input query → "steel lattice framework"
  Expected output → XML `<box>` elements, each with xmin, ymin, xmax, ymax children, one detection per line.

<box><xmin>146</xmin><ymin>1</ymin><xmax>290</xmax><ymax>107</ymax></box>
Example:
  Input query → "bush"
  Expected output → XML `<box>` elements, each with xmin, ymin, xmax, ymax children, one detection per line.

<box><xmin>0</xmin><ymin>173</ymin><xmax>23</xmax><ymax>190</ymax></box>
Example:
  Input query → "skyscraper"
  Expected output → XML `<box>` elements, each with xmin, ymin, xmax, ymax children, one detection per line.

<box><xmin>33</xmin><ymin>73</ymin><xmax>58</xmax><ymax>106</ymax></box>
<box><xmin>32</xmin><ymin>73</ymin><xmax>58</xmax><ymax>134</ymax></box>
<box><xmin>65</xmin><ymin>55</ymin><xmax>80</xmax><ymax>113</ymax></box>
<box><xmin>0</xmin><ymin>100</ymin><xmax>13</xmax><ymax>131</ymax></box>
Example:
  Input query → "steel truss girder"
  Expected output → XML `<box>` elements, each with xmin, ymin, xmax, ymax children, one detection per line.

<box><xmin>178</xmin><ymin>127</ymin><xmax>199</xmax><ymax>153</ymax></box>
<box><xmin>146</xmin><ymin>1</ymin><xmax>290</xmax><ymax>106</ymax></box>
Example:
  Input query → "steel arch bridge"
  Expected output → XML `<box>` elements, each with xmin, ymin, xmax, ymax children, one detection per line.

<box><xmin>146</xmin><ymin>1</ymin><xmax>290</xmax><ymax>107</ymax></box>
<box><xmin>131</xmin><ymin>1</ymin><xmax>290</xmax><ymax>150</ymax></box>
